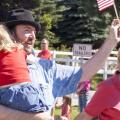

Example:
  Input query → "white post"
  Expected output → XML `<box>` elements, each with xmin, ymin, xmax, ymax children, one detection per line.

<box><xmin>52</xmin><ymin>50</ymin><xmax>56</xmax><ymax>59</ymax></box>
<box><xmin>113</xmin><ymin>1</ymin><xmax>119</xmax><ymax>19</ymax></box>
<box><xmin>103</xmin><ymin>61</ymin><xmax>108</xmax><ymax>80</ymax></box>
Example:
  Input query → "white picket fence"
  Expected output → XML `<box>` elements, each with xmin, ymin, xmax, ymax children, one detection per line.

<box><xmin>35</xmin><ymin>50</ymin><xmax>118</xmax><ymax>80</ymax></box>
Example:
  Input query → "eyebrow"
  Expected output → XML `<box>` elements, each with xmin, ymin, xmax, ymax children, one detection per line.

<box><xmin>23</xmin><ymin>26</ymin><xmax>36</xmax><ymax>32</ymax></box>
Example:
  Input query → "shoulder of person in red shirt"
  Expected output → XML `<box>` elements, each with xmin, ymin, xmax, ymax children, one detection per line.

<box><xmin>85</xmin><ymin>74</ymin><xmax>120</xmax><ymax>118</ymax></box>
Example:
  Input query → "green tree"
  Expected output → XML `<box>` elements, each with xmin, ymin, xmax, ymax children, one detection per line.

<box><xmin>0</xmin><ymin>0</ymin><xmax>39</xmax><ymax>21</ymax></box>
<box><xmin>53</xmin><ymin>0</ymin><xmax>117</xmax><ymax>49</ymax></box>
<box><xmin>81</xmin><ymin>0</ymin><xmax>114</xmax><ymax>49</ymax></box>
<box><xmin>31</xmin><ymin>0</ymin><xmax>60</xmax><ymax>49</ymax></box>
<box><xmin>0</xmin><ymin>0</ymin><xmax>119</xmax><ymax>50</ymax></box>
<box><xmin>53</xmin><ymin>0</ymin><xmax>93</xmax><ymax>49</ymax></box>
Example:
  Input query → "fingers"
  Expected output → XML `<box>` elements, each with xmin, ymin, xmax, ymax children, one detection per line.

<box><xmin>111</xmin><ymin>19</ymin><xmax>120</xmax><ymax>32</ymax></box>
<box><xmin>111</xmin><ymin>19</ymin><xmax>120</xmax><ymax>26</ymax></box>
<box><xmin>76</xmin><ymin>82</ymin><xmax>85</xmax><ymax>95</ymax></box>
<box><xmin>118</xmin><ymin>27</ymin><xmax>120</xmax><ymax>38</ymax></box>
<box><xmin>110</xmin><ymin>19</ymin><xmax>120</xmax><ymax>42</ymax></box>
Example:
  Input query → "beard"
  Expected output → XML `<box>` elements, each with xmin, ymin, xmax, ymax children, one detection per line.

<box><xmin>14</xmin><ymin>33</ymin><xmax>35</xmax><ymax>55</ymax></box>
<box><xmin>23</xmin><ymin>44</ymin><xmax>34</xmax><ymax>55</ymax></box>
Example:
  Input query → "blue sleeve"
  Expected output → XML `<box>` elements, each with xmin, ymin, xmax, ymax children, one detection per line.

<box><xmin>28</xmin><ymin>59</ymin><xmax>82</xmax><ymax>99</ymax></box>
<box><xmin>52</xmin><ymin>63</ymin><xmax>83</xmax><ymax>97</ymax></box>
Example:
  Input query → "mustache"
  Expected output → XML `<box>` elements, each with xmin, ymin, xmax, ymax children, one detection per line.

<box><xmin>21</xmin><ymin>37</ymin><xmax>34</xmax><ymax>45</ymax></box>
<box><xmin>28</xmin><ymin>37</ymin><xmax>34</xmax><ymax>41</ymax></box>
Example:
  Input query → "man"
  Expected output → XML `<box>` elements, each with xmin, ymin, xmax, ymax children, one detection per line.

<box><xmin>38</xmin><ymin>38</ymin><xmax>52</xmax><ymax>59</ymax></box>
<box><xmin>0</xmin><ymin>8</ymin><xmax>119</xmax><ymax>120</ymax></box>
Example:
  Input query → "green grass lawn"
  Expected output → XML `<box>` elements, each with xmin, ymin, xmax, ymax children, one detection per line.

<box><xmin>54</xmin><ymin>106</ymin><xmax>79</xmax><ymax>120</ymax></box>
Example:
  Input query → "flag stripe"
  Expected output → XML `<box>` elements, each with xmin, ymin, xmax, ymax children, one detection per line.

<box><xmin>98</xmin><ymin>1</ymin><xmax>113</xmax><ymax>6</ymax></box>
<box><xmin>99</xmin><ymin>3</ymin><xmax>113</xmax><ymax>11</ymax></box>
<box><xmin>97</xmin><ymin>1</ymin><xmax>113</xmax><ymax>7</ymax></box>
<box><xmin>96</xmin><ymin>0</ymin><xmax>114</xmax><ymax>11</ymax></box>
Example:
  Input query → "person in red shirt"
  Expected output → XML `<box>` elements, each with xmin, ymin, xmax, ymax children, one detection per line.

<box><xmin>0</xmin><ymin>24</ymin><xmax>30</xmax><ymax>87</ymax></box>
<box><xmin>75</xmin><ymin>49</ymin><xmax>120</xmax><ymax>120</ymax></box>
<box><xmin>54</xmin><ymin>96</ymin><xmax>71</xmax><ymax>120</ymax></box>
<box><xmin>61</xmin><ymin>96</ymin><xmax>72</xmax><ymax>120</ymax></box>
<box><xmin>38</xmin><ymin>38</ymin><xmax>52</xmax><ymax>60</ymax></box>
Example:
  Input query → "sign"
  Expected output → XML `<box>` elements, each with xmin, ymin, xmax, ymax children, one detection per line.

<box><xmin>73</xmin><ymin>44</ymin><xmax>92</xmax><ymax>57</ymax></box>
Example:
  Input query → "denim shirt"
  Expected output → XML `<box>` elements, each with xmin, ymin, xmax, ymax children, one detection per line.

<box><xmin>28</xmin><ymin>58</ymin><xmax>82</xmax><ymax>107</ymax></box>
<box><xmin>0</xmin><ymin>57</ymin><xmax>82</xmax><ymax>112</ymax></box>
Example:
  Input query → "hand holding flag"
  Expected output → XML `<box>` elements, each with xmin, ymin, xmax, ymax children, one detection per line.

<box><xmin>96</xmin><ymin>0</ymin><xmax>119</xmax><ymax>19</ymax></box>
<box><xmin>96</xmin><ymin>0</ymin><xmax>114</xmax><ymax>11</ymax></box>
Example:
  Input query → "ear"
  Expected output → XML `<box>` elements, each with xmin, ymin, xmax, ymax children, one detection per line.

<box><xmin>11</xmin><ymin>29</ymin><xmax>19</xmax><ymax>43</ymax></box>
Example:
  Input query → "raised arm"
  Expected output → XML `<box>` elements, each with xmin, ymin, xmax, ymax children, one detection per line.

<box><xmin>79</xmin><ymin>19</ymin><xmax>120</xmax><ymax>83</ymax></box>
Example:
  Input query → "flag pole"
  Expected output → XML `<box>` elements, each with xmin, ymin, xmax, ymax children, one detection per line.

<box><xmin>113</xmin><ymin>1</ymin><xmax>119</xmax><ymax>19</ymax></box>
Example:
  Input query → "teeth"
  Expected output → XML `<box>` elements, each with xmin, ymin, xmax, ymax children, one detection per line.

<box><xmin>27</xmin><ymin>43</ymin><xmax>32</xmax><ymax>45</ymax></box>
<box><xmin>27</xmin><ymin>45</ymin><xmax>32</xmax><ymax>47</ymax></box>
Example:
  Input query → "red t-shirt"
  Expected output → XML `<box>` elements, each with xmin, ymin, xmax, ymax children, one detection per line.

<box><xmin>61</xmin><ymin>103</ymin><xmax>70</xmax><ymax>120</ymax></box>
<box><xmin>0</xmin><ymin>49</ymin><xmax>31</xmax><ymax>86</ymax></box>
<box><xmin>38</xmin><ymin>50</ymin><xmax>52</xmax><ymax>60</ymax></box>
<box><xmin>85</xmin><ymin>74</ymin><xmax>120</xmax><ymax>120</ymax></box>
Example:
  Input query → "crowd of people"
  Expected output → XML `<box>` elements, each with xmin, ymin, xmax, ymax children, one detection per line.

<box><xmin>0</xmin><ymin>8</ymin><xmax>119</xmax><ymax>120</ymax></box>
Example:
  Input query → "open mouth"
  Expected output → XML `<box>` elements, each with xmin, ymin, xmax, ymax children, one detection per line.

<box><xmin>25</xmin><ymin>44</ymin><xmax>33</xmax><ymax>48</ymax></box>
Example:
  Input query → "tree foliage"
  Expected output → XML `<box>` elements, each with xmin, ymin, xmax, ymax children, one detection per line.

<box><xmin>53</xmin><ymin>0</ymin><xmax>116</xmax><ymax>49</ymax></box>
<box><xmin>0</xmin><ymin>0</ymin><xmax>119</xmax><ymax>50</ymax></box>
<box><xmin>53</xmin><ymin>1</ymin><xmax>93</xmax><ymax>48</ymax></box>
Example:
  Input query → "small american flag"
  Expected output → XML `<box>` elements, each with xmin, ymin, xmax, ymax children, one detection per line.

<box><xmin>97</xmin><ymin>0</ymin><xmax>114</xmax><ymax>11</ymax></box>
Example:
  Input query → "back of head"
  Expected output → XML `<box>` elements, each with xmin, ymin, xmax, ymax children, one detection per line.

<box><xmin>63</xmin><ymin>96</ymin><xmax>72</xmax><ymax>106</ymax></box>
<box><xmin>5</xmin><ymin>8</ymin><xmax>41</xmax><ymax>32</ymax></box>
<box><xmin>0</xmin><ymin>24</ymin><xmax>14</xmax><ymax>51</ymax></box>
<box><xmin>0</xmin><ymin>24</ymin><xmax>22</xmax><ymax>51</ymax></box>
